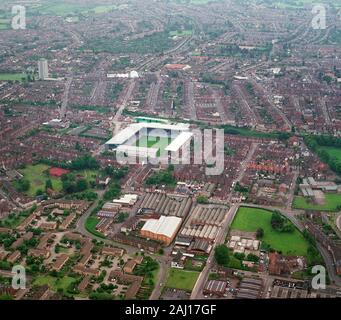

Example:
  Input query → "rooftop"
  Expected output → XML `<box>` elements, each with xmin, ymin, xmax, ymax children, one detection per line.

<box><xmin>141</xmin><ymin>215</ymin><xmax>182</xmax><ymax>238</ymax></box>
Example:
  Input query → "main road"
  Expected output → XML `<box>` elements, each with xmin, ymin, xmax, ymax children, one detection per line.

<box><xmin>190</xmin><ymin>204</ymin><xmax>240</xmax><ymax>299</ymax></box>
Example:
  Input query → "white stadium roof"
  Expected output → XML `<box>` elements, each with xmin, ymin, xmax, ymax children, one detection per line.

<box><xmin>105</xmin><ymin>122</ymin><xmax>190</xmax><ymax>146</ymax></box>
<box><xmin>141</xmin><ymin>215</ymin><xmax>182</xmax><ymax>238</ymax></box>
<box><xmin>165</xmin><ymin>131</ymin><xmax>193</xmax><ymax>152</ymax></box>
<box><xmin>116</xmin><ymin>145</ymin><xmax>158</xmax><ymax>157</ymax></box>
<box><xmin>106</xmin><ymin>124</ymin><xmax>142</xmax><ymax>145</ymax></box>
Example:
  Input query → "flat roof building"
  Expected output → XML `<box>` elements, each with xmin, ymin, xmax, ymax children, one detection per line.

<box><xmin>141</xmin><ymin>215</ymin><xmax>182</xmax><ymax>246</ymax></box>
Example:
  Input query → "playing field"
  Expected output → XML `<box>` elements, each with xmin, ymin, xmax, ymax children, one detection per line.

<box><xmin>135</xmin><ymin>136</ymin><xmax>172</xmax><ymax>156</ymax></box>
<box><xmin>165</xmin><ymin>269</ymin><xmax>200</xmax><ymax>292</ymax></box>
<box><xmin>18</xmin><ymin>164</ymin><xmax>98</xmax><ymax>196</ymax></box>
<box><xmin>31</xmin><ymin>3</ymin><xmax>121</xmax><ymax>17</ymax></box>
<box><xmin>293</xmin><ymin>194</ymin><xmax>341</xmax><ymax>212</ymax></box>
<box><xmin>231</xmin><ymin>207</ymin><xmax>309</xmax><ymax>256</ymax></box>
<box><xmin>319</xmin><ymin>146</ymin><xmax>341</xmax><ymax>162</ymax></box>
<box><xmin>0</xmin><ymin>73</ymin><xmax>27</xmax><ymax>81</ymax></box>
<box><xmin>18</xmin><ymin>164</ymin><xmax>62</xmax><ymax>197</ymax></box>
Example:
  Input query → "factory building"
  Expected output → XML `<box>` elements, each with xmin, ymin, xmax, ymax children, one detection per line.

<box><xmin>179</xmin><ymin>205</ymin><xmax>228</xmax><ymax>242</ymax></box>
<box><xmin>140</xmin><ymin>215</ymin><xmax>182</xmax><ymax>245</ymax></box>
<box><xmin>139</xmin><ymin>192</ymin><xmax>192</xmax><ymax>218</ymax></box>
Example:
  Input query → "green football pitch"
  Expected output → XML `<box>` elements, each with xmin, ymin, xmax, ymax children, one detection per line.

<box><xmin>135</xmin><ymin>136</ymin><xmax>172</xmax><ymax>156</ymax></box>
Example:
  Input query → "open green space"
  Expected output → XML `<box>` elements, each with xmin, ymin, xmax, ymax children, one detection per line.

<box><xmin>18</xmin><ymin>164</ymin><xmax>62</xmax><ymax>197</ymax></box>
<box><xmin>32</xmin><ymin>275</ymin><xmax>77</xmax><ymax>294</ymax></box>
<box><xmin>17</xmin><ymin>164</ymin><xmax>98</xmax><ymax>197</ymax></box>
<box><xmin>0</xmin><ymin>73</ymin><xmax>27</xmax><ymax>81</ymax></box>
<box><xmin>0</xmin><ymin>212</ymin><xmax>26</xmax><ymax>229</ymax></box>
<box><xmin>165</xmin><ymin>269</ymin><xmax>199</xmax><ymax>292</ymax></box>
<box><xmin>28</xmin><ymin>2</ymin><xmax>122</xmax><ymax>17</ymax></box>
<box><xmin>319</xmin><ymin>147</ymin><xmax>341</xmax><ymax>163</ymax></box>
<box><xmin>85</xmin><ymin>216</ymin><xmax>105</xmax><ymax>239</ymax></box>
<box><xmin>231</xmin><ymin>207</ymin><xmax>309</xmax><ymax>256</ymax></box>
<box><xmin>84</xmin><ymin>31</ymin><xmax>173</xmax><ymax>55</ymax></box>
<box><xmin>293</xmin><ymin>194</ymin><xmax>341</xmax><ymax>212</ymax></box>
<box><xmin>0</xmin><ymin>18</ymin><xmax>10</xmax><ymax>30</ymax></box>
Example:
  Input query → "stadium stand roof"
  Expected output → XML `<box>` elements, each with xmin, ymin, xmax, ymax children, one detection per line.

<box><xmin>116</xmin><ymin>145</ymin><xmax>158</xmax><ymax>157</ymax></box>
<box><xmin>165</xmin><ymin>132</ymin><xmax>193</xmax><ymax>152</ymax></box>
<box><xmin>105</xmin><ymin>122</ymin><xmax>190</xmax><ymax>146</ymax></box>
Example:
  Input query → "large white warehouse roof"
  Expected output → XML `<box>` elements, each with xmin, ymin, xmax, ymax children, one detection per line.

<box><xmin>141</xmin><ymin>215</ymin><xmax>182</xmax><ymax>238</ymax></box>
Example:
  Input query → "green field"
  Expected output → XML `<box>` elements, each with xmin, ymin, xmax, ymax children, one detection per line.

<box><xmin>18</xmin><ymin>164</ymin><xmax>63</xmax><ymax>196</ymax></box>
<box><xmin>319</xmin><ymin>146</ymin><xmax>341</xmax><ymax>162</ymax></box>
<box><xmin>135</xmin><ymin>136</ymin><xmax>172</xmax><ymax>156</ymax></box>
<box><xmin>85</xmin><ymin>216</ymin><xmax>105</xmax><ymax>239</ymax></box>
<box><xmin>0</xmin><ymin>73</ymin><xmax>27</xmax><ymax>81</ymax></box>
<box><xmin>30</xmin><ymin>2</ymin><xmax>122</xmax><ymax>17</ymax></box>
<box><xmin>18</xmin><ymin>164</ymin><xmax>98</xmax><ymax>197</ymax></box>
<box><xmin>293</xmin><ymin>194</ymin><xmax>341</xmax><ymax>212</ymax></box>
<box><xmin>0</xmin><ymin>18</ymin><xmax>10</xmax><ymax>30</ymax></box>
<box><xmin>33</xmin><ymin>276</ymin><xmax>77</xmax><ymax>294</ymax></box>
<box><xmin>165</xmin><ymin>269</ymin><xmax>199</xmax><ymax>292</ymax></box>
<box><xmin>0</xmin><ymin>213</ymin><xmax>26</xmax><ymax>229</ymax></box>
<box><xmin>231</xmin><ymin>207</ymin><xmax>309</xmax><ymax>256</ymax></box>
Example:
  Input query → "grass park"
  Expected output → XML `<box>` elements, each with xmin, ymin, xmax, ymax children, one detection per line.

<box><xmin>32</xmin><ymin>275</ymin><xmax>78</xmax><ymax>294</ymax></box>
<box><xmin>18</xmin><ymin>164</ymin><xmax>62</xmax><ymax>197</ymax></box>
<box><xmin>230</xmin><ymin>207</ymin><xmax>309</xmax><ymax>256</ymax></box>
<box><xmin>17</xmin><ymin>164</ymin><xmax>98</xmax><ymax>197</ymax></box>
<box><xmin>85</xmin><ymin>215</ymin><xmax>105</xmax><ymax>239</ymax></box>
<box><xmin>30</xmin><ymin>2</ymin><xmax>123</xmax><ymax>17</ymax></box>
<box><xmin>0</xmin><ymin>73</ymin><xmax>27</xmax><ymax>81</ymax></box>
<box><xmin>319</xmin><ymin>146</ymin><xmax>341</xmax><ymax>163</ymax></box>
<box><xmin>165</xmin><ymin>269</ymin><xmax>200</xmax><ymax>292</ymax></box>
<box><xmin>293</xmin><ymin>194</ymin><xmax>341</xmax><ymax>212</ymax></box>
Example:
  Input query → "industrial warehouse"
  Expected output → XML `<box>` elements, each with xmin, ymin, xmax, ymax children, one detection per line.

<box><xmin>179</xmin><ymin>205</ymin><xmax>229</xmax><ymax>241</ymax></box>
<box><xmin>139</xmin><ymin>192</ymin><xmax>192</xmax><ymax>218</ymax></box>
<box><xmin>105</xmin><ymin>121</ymin><xmax>193</xmax><ymax>162</ymax></box>
<box><xmin>140</xmin><ymin>215</ymin><xmax>183</xmax><ymax>245</ymax></box>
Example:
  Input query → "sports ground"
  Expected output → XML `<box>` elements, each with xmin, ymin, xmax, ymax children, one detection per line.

<box><xmin>230</xmin><ymin>207</ymin><xmax>309</xmax><ymax>256</ymax></box>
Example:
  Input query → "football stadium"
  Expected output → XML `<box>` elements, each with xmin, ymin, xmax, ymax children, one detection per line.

<box><xmin>105</xmin><ymin>121</ymin><xmax>193</xmax><ymax>162</ymax></box>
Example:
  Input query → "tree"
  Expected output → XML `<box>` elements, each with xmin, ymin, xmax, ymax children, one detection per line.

<box><xmin>16</xmin><ymin>179</ymin><xmax>30</xmax><ymax>192</ymax></box>
<box><xmin>45</xmin><ymin>179</ymin><xmax>53</xmax><ymax>190</ymax></box>
<box><xmin>214</xmin><ymin>245</ymin><xmax>230</xmax><ymax>266</ymax></box>
<box><xmin>35</xmin><ymin>189</ymin><xmax>44</xmax><ymax>196</ymax></box>
<box><xmin>256</xmin><ymin>228</ymin><xmax>264</xmax><ymax>239</ymax></box>
<box><xmin>196</xmin><ymin>195</ymin><xmax>209</xmax><ymax>204</ymax></box>
<box><xmin>75</xmin><ymin>179</ymin><xmax>88</xmax><ymax>192</ymax></box>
